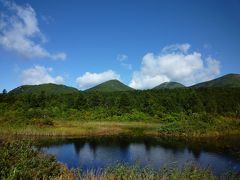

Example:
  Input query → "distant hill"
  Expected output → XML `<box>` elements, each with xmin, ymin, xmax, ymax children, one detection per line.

<box><xmin>153</xmin><ymin>82</ymin><xmax>185</xmax><ymax>90</ymax></box>
<box><xmin>192</xmin><ymin>74</ymin><xmax>240</xmax><ymax>88</ymax></box>
<box><xmin>85</xmin><ymin>80</ymin><xmax>134</xmax><ymax>92</ymax></box>
<box><xmin>10</xmin><ymin>83</ymin><xmax>79</xmax><ymax>95</ymax></box>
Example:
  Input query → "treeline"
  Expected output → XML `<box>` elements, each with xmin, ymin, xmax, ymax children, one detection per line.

<box><xmin>0</xmin><ymin>88</ymin><xmax>240</xmax><ymax>124</ymax></box>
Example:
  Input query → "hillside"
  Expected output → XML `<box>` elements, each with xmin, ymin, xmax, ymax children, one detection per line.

<box><xmin>10</xmin><ymin>83</ymin><xmax>79</xmax><ymax>95</ymax></box>
<box><xmin>85</xmin><ymin>80</ymin><xmax>134</xmax><ymax>92</ymax></box>
<box><xmin>192</xmin><ymin>74</ymin><xmax>240</xmax><ymax>88</ymax></box>
<box><xmin>153</xmin><ymin>82</ymin><xmax>185</xmax><ymax>90</ymax></box>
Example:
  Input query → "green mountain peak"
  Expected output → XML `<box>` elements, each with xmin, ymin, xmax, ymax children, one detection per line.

<box><xmin>153</xmin><ymin>82</ymin><xmax>185</xmax><ymax>90</ymax></box>
<box><xmin>9</xmin><ymin>83</ymin><xmax>79</xmax><ymax>95</ymax></box>
<box><xmin>85</xmin><ymin>79</ymin><xmax>134</xmax><ymax>92</ymax></box>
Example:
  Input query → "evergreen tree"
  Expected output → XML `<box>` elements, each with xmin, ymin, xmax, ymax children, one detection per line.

<box><xmin>2</xmin><ymin>89</ymin><xmax>7</xmax><ymax>94</ymax></box>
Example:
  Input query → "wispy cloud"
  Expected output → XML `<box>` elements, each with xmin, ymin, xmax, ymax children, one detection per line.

<box><xmin>20</xmin><ymin>65</ymin><xmax>64</xmax><ymax>85</ymax></box>
<box><xmin>76</xmin><ymin>70</ymin><xmax>120</xmax><ymax>90</ymax></box>
<box><xmin>117</xmin><ymin>54</ymin><xmax>132</xmax><ymax>70</ymax></box>
<box><xmin>0</xmin><ymin>0</ymin><xmax>66</xmax><ymax>60</ymax></box>
<box><xmin>41</xmin><ymin>15</ymin><xmax>54</xmax><ymax>25</ymax></box>
<box><xmin>129</xmin><ymin>43</ymin><xmax>220</xmax><ymax>89</ymax></box>
<box><xmin>162</xmin><ymin>43</ymin><xmax>191</xmax><ymax>54</ymax></box>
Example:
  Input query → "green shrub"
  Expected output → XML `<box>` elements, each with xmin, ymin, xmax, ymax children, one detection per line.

<box><xmin>0</xmin><ymin>141</ymin><xmax>63</xmax><ymax>179</ymax></box>
<box><xmin>31</xmin><ymin>118</ymin><xmax>54</xmax><ymax>126</ymax></box>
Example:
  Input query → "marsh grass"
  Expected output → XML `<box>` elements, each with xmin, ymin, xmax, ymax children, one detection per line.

<box><xmin>0</xmin><ymin>116</ymin><xmax>240</xmax><ymax>138</ymax></box>
<box><xmin>0</xmin><ymin>121</ymin><xmax>159</xmax><ymax>137</ymax></box>
<box><xmin>0</xmin><ymin>141</ymin><xmax>68</xmax><ymax>179</ymax></box>
<box><xmin>74</xmin><ymin>163</ymin><xmax>239</xmax><ymax>180</ymax></box>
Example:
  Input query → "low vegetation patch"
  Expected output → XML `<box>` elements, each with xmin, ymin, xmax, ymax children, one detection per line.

<box><xmin>76</xmin><ymin>163</ymin><xmax>217</xmax><ymax>180</ymax></box>
<box><xmin>0</xmin><ymin>114</ymin><xmax>239</xmax><ymax>138</ymax></box>
<box><xmin>0</xmin><ymin>140</ymin><xmax>71</xmax><ymax>179</ymax></box>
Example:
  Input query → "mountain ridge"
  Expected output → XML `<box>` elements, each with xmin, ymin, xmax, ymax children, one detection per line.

<box><xmin>7</xmin><ymin>73</ymin><xmax>240</xmax><ymax>95</ymax></box>
<box><xmin>85</xmin><ymin>79</ymin><xmax>134</xmax><ymax>92</ymax></box>
<box><xmin>153</xmin><ymin>82</ymin><xmax>185</xmax><ymax>90</ymax></box>
<box><xmin>192</xmin><ymin>73</ymin><xmax>240</xmax><ymax>88</ymax></box>
<box><xmin>9</xmin><ymin>83</ymin><xmax>79</xmax><ymax>95</ymax></box>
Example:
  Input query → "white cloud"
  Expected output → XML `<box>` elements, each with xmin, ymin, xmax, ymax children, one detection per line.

<box><xmin>20</xmin><ymin>65</ymin><xmax>64</xmax><ymax>85</ymax></box>
<box><xmin>206</xmin><ymin>57</ymin><xmax>220</xmax><ymax>75</ymax></box>
<box><xmin>117</xmin><ymin>54</ymin><xmax>132</xmax><ymax>70</ymax></box>
<box><xmin>129</xmin><ymin>44</ymin><xmax>220</xmax><ymax>89</ymax></box>
<box><xmin>76</xmin><ymin>70</ymin><xmax>120</xmax><ymax>89</ymax></box>
<box><xmin>0</xmin><ymin>0</ymin><xmax>66</xmax><ymax>60</ymax></box>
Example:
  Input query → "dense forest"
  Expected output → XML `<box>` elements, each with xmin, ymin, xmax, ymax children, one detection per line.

<box><xmin>0</xmin><ymin>88</ymin><xmax>240</xmax><ymax>125</ymax></box>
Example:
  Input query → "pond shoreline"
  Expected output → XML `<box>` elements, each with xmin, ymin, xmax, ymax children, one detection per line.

<box><xmin>3</xmin><ymin>139</ymin><xmax>235</xmax><ymax>179</ymax></box>
<box><xmin>1</xmin><ymin>127</ymin><xmax>240</xmax><ymax>179</ymax></box>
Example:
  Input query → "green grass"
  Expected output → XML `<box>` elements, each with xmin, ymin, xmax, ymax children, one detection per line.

<box><xmin>0</xmin><ymin>140</ymin><xmax>73</xmax><ymax>179</ymax></box>
<box><xmin>76</xmin><ymin>163</ymin><xmax>218</xmax><ymax>180</ymax></box>
<box><xmin>0</xmin><ymin>121</ymin><xmax>157</xmax><ymax>137</ymax></box>
<box><xmin>0</xmin><ymin>113</ymin><xmax>239</xmax><ymax>138</ymax></box>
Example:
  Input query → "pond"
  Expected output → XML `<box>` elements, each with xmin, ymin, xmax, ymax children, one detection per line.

<box><xmin>38</xmin><ymin>136</ymin><xmax>240</xmax><ymax>176</ymax></box>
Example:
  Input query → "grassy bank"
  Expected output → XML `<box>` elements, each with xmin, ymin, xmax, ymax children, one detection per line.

<box><xmin>0</xmin><ymin>141</ymin><xmax>239</xmax><ymax>180</ymax></box>
<box><xmin>77</xmin><ymin>163</ymin><xmax>238</xmax><ymax>180</ymax></box>
<box><xmin>0</xmin><ymin>113</ymin><xmax>240</xmax><ymax>138</ymax></box>
<box><xmin>0</xmin><ymin>140</ymin><xmax>75</xmax><ymax>179</ymax></box>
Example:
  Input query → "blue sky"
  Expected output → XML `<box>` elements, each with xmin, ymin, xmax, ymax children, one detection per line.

<box><xmin>0</xmin><ymin>0</ymin><xmax>240</xmax><ymax>90</ymax></box>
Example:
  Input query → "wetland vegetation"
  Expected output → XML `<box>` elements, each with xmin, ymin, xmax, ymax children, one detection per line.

<box><xmin>0</xmin><ymin>87</ymin><xmax>240</xmax><ymax>137</ymax></box>
<box><xmin>1</xmin><ymin>84</ymin><xmax>240</xmax><ymax>179</ymax></box>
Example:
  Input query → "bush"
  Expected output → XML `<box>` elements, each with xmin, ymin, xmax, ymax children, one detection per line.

<box><xmin>31</xmin><ymin>118</ymin><xmax>54</xmax><ymax>126</ymax></box>
<box><xmin>0</xmin><ymin>141</ymin><xmax>63</xmax><ymax>179</ymax></box>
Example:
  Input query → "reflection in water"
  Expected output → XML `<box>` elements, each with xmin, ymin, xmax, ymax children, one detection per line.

<box><xmin>73</xmin><ymin>141</ymin><xmax>85</xmax><ymax>154</ymax></box>
<box><xmin>38</xmin><ymin>136</ymin><xmax>240</xmax><ymax>175</ymax></box>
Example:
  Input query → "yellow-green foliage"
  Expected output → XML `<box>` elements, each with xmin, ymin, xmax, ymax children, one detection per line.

<box><xmin>0</xmin><ymin>115</ymin><xmax>240</xmax><ymax>138</ymax></box>
<box><xmin>75</xmin><ymin>163</ymin><xmax>239</xmax><ymax>180</ymax></box>
<box><xmin>0</xmin><ymin>141</ymin><xmax>64</xmax><ymax>179</ymax></box>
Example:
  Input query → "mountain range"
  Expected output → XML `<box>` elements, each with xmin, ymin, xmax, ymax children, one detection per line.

<box><xmin>8</xmin><ymin>73</ymin><xmax>240</xmax><ymax>94</ymax></box>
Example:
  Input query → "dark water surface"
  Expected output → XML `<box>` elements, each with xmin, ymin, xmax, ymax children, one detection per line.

<box><xmin>38</xmin><ymin>136</ymin><xmax>240</xmax><ymax>175</ymax></box>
